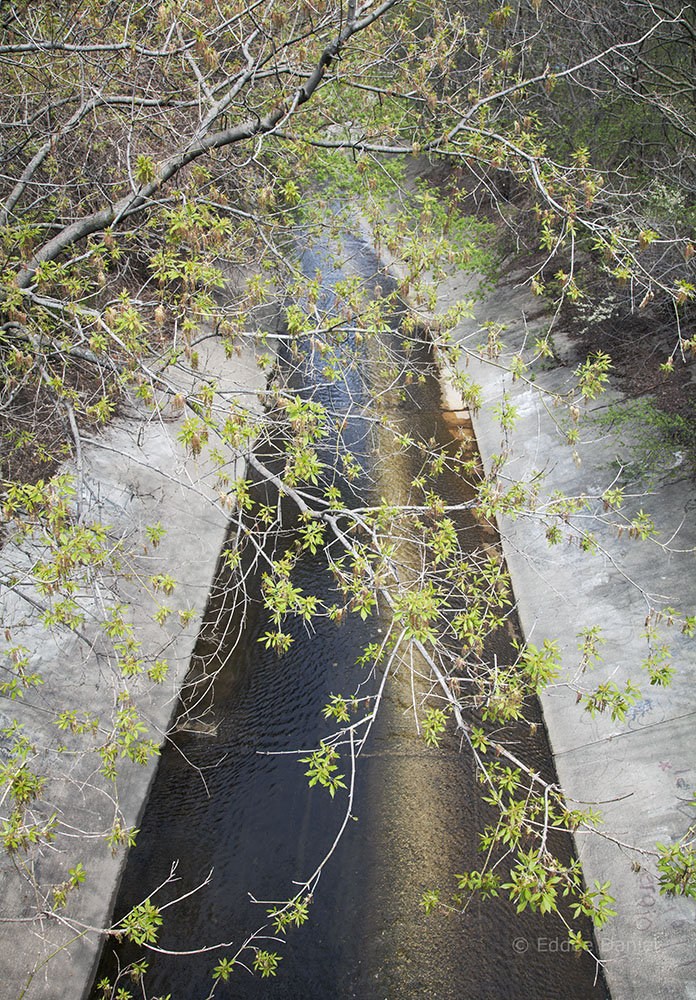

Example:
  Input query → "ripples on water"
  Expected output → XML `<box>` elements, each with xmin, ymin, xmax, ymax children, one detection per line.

<box><xmin>93</xmin><ymin>233</ymin><xmax>609</xmax><ymax>1000</ymax></box>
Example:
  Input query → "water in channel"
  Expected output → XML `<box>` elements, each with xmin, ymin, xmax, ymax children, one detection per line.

<box><xmin>94</xmin><ymin>231</ymin><xmax>609</xmax><ymax>999</ymax></box>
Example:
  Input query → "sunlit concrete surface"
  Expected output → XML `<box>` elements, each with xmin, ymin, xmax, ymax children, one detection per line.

<box><xmin>440</xmin><ymin>264</ymin><xmax>696</xmax><ymax>1000</ymax></box>
<box><xmin>0</xmin><ymin>339</ymin><xmax>263</xmax><ymax>1000</ymax></box>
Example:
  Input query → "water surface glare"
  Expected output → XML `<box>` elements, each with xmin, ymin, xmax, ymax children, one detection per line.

<box><xmin>95</xmin><ymin>234</ymin><xmax>609</xmax><ymax>1000</ymax></box>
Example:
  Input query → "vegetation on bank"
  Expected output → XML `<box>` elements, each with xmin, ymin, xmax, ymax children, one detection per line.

<box><xmin>1</xmin><ymin>1</ymin><xmax>695</xmax><ymax>996</ymax></box>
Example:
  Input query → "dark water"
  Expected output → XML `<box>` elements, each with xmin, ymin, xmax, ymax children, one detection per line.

<box><xmin>93</xmin><ymin>234</ymin><xmax>609</xmax><ymax>999</ymax></box>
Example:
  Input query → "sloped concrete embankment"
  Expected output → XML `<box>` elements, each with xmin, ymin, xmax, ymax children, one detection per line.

<box><xmin>0</xmin><ymin>338</ymin><xmax>263</xmax><ymax>1000</ymax></box>
<box><xmin>432</xmin><ymin>265</ymin><xmax>696</xmax><ymax>1000</ymax></box>
<box><xmin>360</xmin><ymin>173</ymin><xmax>695</xmax><ymax>994</ymax></box>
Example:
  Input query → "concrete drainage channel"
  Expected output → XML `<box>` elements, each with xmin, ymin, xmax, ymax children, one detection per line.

<box><xmin>89</xmin><ymin>241</ymin><xmax>609</xmax><ymax>1000</ymax></box>
<box><xmin>2</xmin><ymin>242</ymin><xmax>695</xmax><ymax>999</ymax></box>
<box><xmin>0</xmin><ymin>338</ymin><xmax>264</xmax><ymax>1000</ymax></box>
<box><xmin>367</xmin><ymin>160</ymin><xmax>696</xmax><ymax>994</ymax></box>
<box><xmin>435</xmin><ymin>266</ymin><xmax>696</xmax><ymax>1000</ymax></box>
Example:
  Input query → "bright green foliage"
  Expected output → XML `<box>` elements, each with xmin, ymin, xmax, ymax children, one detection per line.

<box><xmin>569</xmin><ymin>880</ymin><xmax>617</xmax><ymax>928</ymax></box>
<box><xmin>1</xmin><ymin>0</ymin><xmax>696</xmax><ymax>992</ymax></box>
<box><xmin>392</xmin><ymin>584</ymin><xmax>441</xmax><ymax>643</ymax></box>
<box><xmin>268</xmin><ymin>896</ymin><xmax>311</xmax><ymax>934</ymax></box>
<box><xmin>517</xmin><ymin>640</ymin><xmax>561</xmax><ymax>692</ymax></box>
<box><xmin>323</xmin><ymin>695</ymin><xmax>351</xmax><ymax>723</ymax></box>
<box><xmin>575</xmin><ymin>352</ymin><xmax>612</xmax><ymax>401</ymax></box>
<box><xmin>420</xmin><ymin>888</ymin><xmax>440</xmax><ymax>914</ymax></box>
<box><xmin>301</xmin><ymin>743</ymin><xmax>347</xmax><ymax>798</ymax></box>
<box><xmin>253</xmin><ymin>950</ymin><xmax>282</xmax><ymax>978</ymax></box>
<box><xmin>118</xmin><ymin>899</ymin><xmax>163</xmax><ymax>946</ymax></box>
<box><xmin>657</xmin><ymin>836</ymin><xmax>696</xmax><ymax>898</ymax></box>
<box><xmin>52</xmin><ymin>863</ymin><xmax>85</xmax><ymax>908</ymax></box>
<box><xmin>213</xmin><ymin>957</ymin><xmax>236</xmax><ymax>982</ymax></box>
<box><xmin>503</xmin><ymin>849</ymin><xmax>564</xmax><ymax>915</ymax></box>
<box><xmin>456</xmin><ymin>870</ymin><xmax>501</xmax><ymax>899</ymax></box>
<box><xmin>422</xmin><ymin>706</ymin><xmax>448</xmax><ymax>747</ymax></box>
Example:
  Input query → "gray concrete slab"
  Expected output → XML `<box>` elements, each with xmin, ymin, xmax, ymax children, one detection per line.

<box><xmin>440</xmin><ymin>267</ymin><xmax>696</xmax><ymax>998</ymax></box>
<box><xmin>360</xmin><ymin>184</ymin><xmax>696</xmax><ymax>994</ymax></box>
<box><xmin>5</xmin><ymin>191</ymin><xmax>693</xmax><ymax>1000</ymax></box>
<box><xmin>0</xmin><ymin>337</ymin><xmax>264</xmax><ymax>1000</ymax></box>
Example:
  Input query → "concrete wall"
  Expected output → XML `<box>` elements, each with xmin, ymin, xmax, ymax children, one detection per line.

<box><xmin>435</xmin><ymin>263</ymin><xmax>696</xmax><ymax>999</ymax></box>
<box><xmin>3</xmin><ymin>207</ymin><xmax>694</xmax><ymax>1000</ymax></box>
<box><xmin>0</xmin><ymin>338</ymin><xmax>263</xmax><ymax>1000</ymax></box>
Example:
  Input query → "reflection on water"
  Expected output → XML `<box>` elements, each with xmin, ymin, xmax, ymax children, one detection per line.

<box><xmin>93</xmin><ymin>233</ymin><xmax>609</xmax><ymax>1000</ymax></box>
